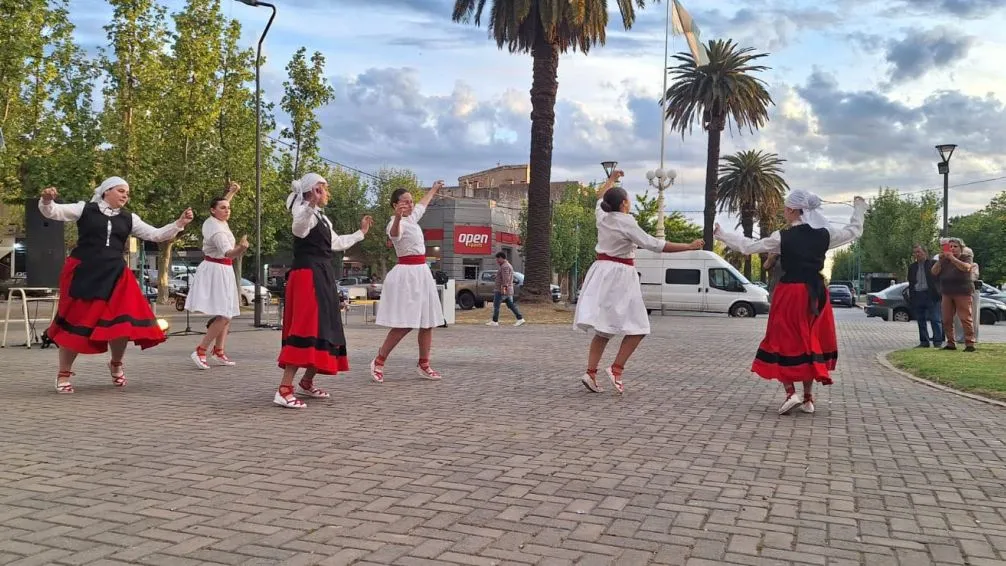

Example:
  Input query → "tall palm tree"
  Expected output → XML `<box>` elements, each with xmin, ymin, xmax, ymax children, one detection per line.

<box><xmin>716</xmin><ymin>149</ymin><xmax>788</xmax><ymax>278</ymax></box>
<box><xmin>663</xmin><ymin>39</ymin><xmax>773</xmax><ymax>251</ymax></box>
<box><xmin>452</xmin><ymin>0</ymin><xmax>648</xmax><ymax>302</ymax></box>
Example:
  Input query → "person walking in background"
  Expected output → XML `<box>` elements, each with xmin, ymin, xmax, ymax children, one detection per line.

<box><xmin>932</xmin><ymin>238</ymin><xmax>976</xmax><ymax>352</ymax></box>
<box><xmin>953</xmin><ymin>246</ymin><xmax>981</xmax><ymax>344</ymax></box>
<box><xmin>906</xmin><ymin>243</ymin><xmax>942</xmax><ymax>348</ymax></box>
<box><xmin>487</xmin><ymin>252</ymin><xmax>526</xmax><ymax>327</ymax></box>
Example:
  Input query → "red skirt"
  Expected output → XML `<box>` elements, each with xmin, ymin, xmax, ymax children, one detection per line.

<box><xmin>751</xmin><ymin>282</ymin><xmax>837</xmax><ymax>384</ymax></box>
<box><xmin>277</xmin><ymin>265</ymin><xmax>349</xmax><ymax>375</ymax></box>
<box><xmin>48</xmin><ymin>257</ymin><xmax>166</xmax><ymax>354</ymax></box>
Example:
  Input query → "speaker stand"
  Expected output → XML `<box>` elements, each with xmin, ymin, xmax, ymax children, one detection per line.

<box><xmin>167</xmin><ymin>308</ymin><xmax>205</xmax><ymax>337</ymax></box>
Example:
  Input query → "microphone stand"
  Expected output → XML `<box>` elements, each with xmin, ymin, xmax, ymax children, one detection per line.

<box><xmin>166</xmin><ymin>247</ymin><xmax>204</xmax><ymax>337</ymax></box>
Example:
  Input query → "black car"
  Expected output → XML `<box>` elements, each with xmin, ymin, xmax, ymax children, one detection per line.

<box><xmin>828</xmin><ymin>284</ymin><xmax>855</xmax><ymax>307</ymax></box>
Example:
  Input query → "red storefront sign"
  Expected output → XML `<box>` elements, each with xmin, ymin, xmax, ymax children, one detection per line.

<box><xmin>454</xmin><ymin>226</ymin><xmax>492</xmax><ymax>255</ymax></box>
<box><xmin>496</xmin><ymin>231</ymin><xmax>520</xmax><ymax>245</ymax></box>
<box><xmin>423</xmin><ymin>228</ymin><xmax>444</xmax><ymax>241</ymax></box>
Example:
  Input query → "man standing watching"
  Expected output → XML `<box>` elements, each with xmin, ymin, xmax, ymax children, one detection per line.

<box><xmin>907</xmin><ymin>243</ymin><xmax>942</xmax><ymax>348</ymax></box>
<box><xmin>487</xmin><ymin>252</ymin><xmax>527</xmax><ymax>327</ymax></box>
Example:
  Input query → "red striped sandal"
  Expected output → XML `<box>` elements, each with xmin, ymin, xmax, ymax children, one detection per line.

<box><xmin>370</xmin><ymin>357</ymin><xmax>385</xmax><ymax>383</ymax></box>
<box><xmin>273</xmin><ymin>384</ymin><xmax>306</xmax><ymax>408</ymax></box>
<box><xmin>416</xmin><ymin>359</ymin><xmax>441</xmax><ymax>380</ymax></box>
<box><xmin>606</xmin><ymin>364</ymin><xmax>624</xmax><ymax>394</ymax></box>
<box><xmin>298</xmin><ymin>379</ymin><xmax>330</xmax><ymax>399</ymax></box>
<box><xmin>109</xmin><ymin>361</ymin><xmax>127</xmax><ymax>387</ymax></box>
<box><xmin>54</xmin><ymin>371</ymin><xmax>74</xmax><ymax>394</ymax></box>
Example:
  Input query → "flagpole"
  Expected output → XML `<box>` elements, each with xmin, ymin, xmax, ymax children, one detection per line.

<box><xmin>655</xmin><ymin>0</ymin><xmax>671</xmax><ymax>238</ymax></box>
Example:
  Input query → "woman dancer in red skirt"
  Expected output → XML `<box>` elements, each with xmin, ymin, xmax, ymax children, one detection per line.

<box><xmin>275</xmin><ymin>173</ymin><xmax>373</xmax><ymax>408</ymax></box>
<box><xmin>715</xmin><ymin>190</ymin><xmax>866</xmax><ymax>414</ymax></box>
<box><xmin>39</xmin><ymin>178</ymin><xmax>194</xmax><ymax>393</ymax></box>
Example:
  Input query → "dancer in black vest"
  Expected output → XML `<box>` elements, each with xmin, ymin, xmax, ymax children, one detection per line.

<box><xmin>275</xmin><ymin>173</ymin><xmax>373</xmax><ymax>408</ymax></box>
<box><xmin>39</xmin><ymin>178</ymin><xmax>194</xmax><ymax>393</ymax></box>
<box><xmin>715</xmin><ymin>190</ymin><xmax>866</xmax><ymax>415</ymax></box>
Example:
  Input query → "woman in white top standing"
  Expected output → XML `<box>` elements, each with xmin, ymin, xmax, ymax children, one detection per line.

<box><xmin>575</xmin><ymin>170</ymin><xmax>703</xmax><ymax>394</ymax></box>
<box><xmin>185</xmin><ymin>182</ymin><xmax>248</xmax><ymax>369</ymax></box>
<box><xmin>371</xmin><ymin>181</ymin><xmax>447</xmax><ymax>383</ymax></box>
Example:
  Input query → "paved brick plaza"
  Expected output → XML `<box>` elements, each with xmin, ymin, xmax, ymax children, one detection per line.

<box><xmin>1</xmin><ymin>312</ymin><xmax>1005</xmax><ymax>566</ymax></box>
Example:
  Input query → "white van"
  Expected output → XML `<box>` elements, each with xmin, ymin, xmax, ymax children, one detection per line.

<box><xmin>635</xmin><ymin>250</ymin><xmax>770</xmax><ymax>317</ymax></box>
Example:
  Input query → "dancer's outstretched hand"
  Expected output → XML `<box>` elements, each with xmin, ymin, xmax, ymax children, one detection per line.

<box><xmin>227</xmin><ymin>182</ymin><xmax>240</xmax><ymax>194</ymax></box>
<box><xmin>239</xmin><ymin>235</ymin><xmax>250</xmax><ymax>249</ymax></box>
<box><xmin>713</xmin><ymin>223</ymin><xmax>722</xmax><ymax>236</ymax></box>
<box><xmin>40</xmin><ymin>187</ymin><xmax>58</xmax><ymax>203</ymax></box>
<box><xmin>176</xmin><ymin>208</ymin><xmax>195</xmax><ymax>227</ymax></box>
<box><xmin>395</xmin><ymin>202</ymin><xmax>409</xmax><ymax>218</ymax></box>
<box><xmin>430</xmin><ymin>180</ymin><xmax>444</xmax><ymax>191</ymax></box>
<box><xmin>690</xmin><ymin>239</ymin><xmax>704</xmax><ymax>250</ymax></box>
<box><xmin>853</xmin><ymin>196</ymin><xmax>866</xmax><ymax>207</ymax></box>
<box><xmin>360</xmin><ymin>215</ymin><xmax>374</xmax><ymax>234</ymax></box>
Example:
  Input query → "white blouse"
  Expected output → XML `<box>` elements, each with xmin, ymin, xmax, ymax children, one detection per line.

<box><xmin>387</xmin><ymin>203</ymin><xmax>427</xmax><ymax>257</ymax></box>
<box><xmin>716</xmin><ymin>200</ymin><xmax>868</xmax><ymax>255</ymax></box>
<box><xmin>38</xmin><ymin>200</ymin><xmax>184</xmax><ymax>242</ymax></box>
<box><xmin>594</xmin><ymin>200</ymin><xmax>665</xmax><ymax>258</ymax></box>
<box><xmin>290</xmin><ymin>202</ymin><xmax>365</xmax><ymax>251</ymax></box>
<box><xmin>202</xmin><ymin>217</ymin><xmax>235</xmax><ymax>259</ymax></box>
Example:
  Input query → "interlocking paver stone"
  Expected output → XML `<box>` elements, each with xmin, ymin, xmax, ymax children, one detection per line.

<box><xmin>1</xmin><ymin>311</ymin><xmax>1004</xmax><ymax>565</ymax></box>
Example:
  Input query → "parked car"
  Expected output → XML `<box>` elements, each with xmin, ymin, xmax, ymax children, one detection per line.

<box><xmin>239</xmin><ymin>278</ymin><xmax>271</xmax><ymax>307</ymax></box>
<box><xmin>828</xmin><ymin>284</ymin><xmax>856</xmax><ymax>307</ymax></box>
<box><xmin>865</xmin><ymin>282</ymin><xmax>1006</xmax><ymax>324</ymax></box>
<box><xmin>979</xmin><ymin>282</ymin><xmax>1006</xmax><ymax>303</ymax></box>
<box><xmin>167</xmin><ymin>274</ymin><xmax>194</xmax><ymax>293</ymax></box>
<box><xmin>829</xmin><ymin>279</ymin><xmax>857</xmax><ymax>294</ymax></box>
<box><xmin>635</xmin><ymin>250</ymin><xmax>770</xmax><ymax>318</ymax></box>
<box><xmin>340</xmin><ymin>276</ymin><xmax>382</xmax><ymax>300</ymax></box>
<box><xmin>454</xmin><ymin>270</ymin><xmax>523</xmax><ymax>310</ymax></box>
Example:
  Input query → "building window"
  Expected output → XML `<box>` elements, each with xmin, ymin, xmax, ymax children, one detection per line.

<box><xmin>463</xmin><ymin>258</ymin><xmax>480</xmax><ymax>280</ymax></box>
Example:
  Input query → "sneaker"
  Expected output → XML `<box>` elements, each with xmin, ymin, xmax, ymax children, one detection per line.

<box><xmin>486</xmin><ymin>321</ymin><xmax>499</xmax><ymax>327</ymax></box>
<box><xmin>191</xmin><ymin>350</ymin><xmax>210</xmax><ymax>370</ymax></box>
<box><xmin>964</xmin><ymin>345</ymin><xmax>977</xmax><ymax>352</ymax></box>
<box><xmin>801</xmin><ymin>401</ymin><xmax>816</xmax><ymax>414</ymax></box>
<box><xmin>778</xmin><ymin>394</ymin><xmax>802</xmax><ymax>415</ymax></box>
<box><xmin>942</xmin><ymin>345</ymin><xmax>957</xmax><ymax>351</ymax></box>
<box><xmin>915</xmin><ymin>343</ymin><xmax>930</xmax><ymax>348</ymax></box>
<box><xmin>515</xmin><ymin>319</ymin><xmax>526</xmax><ymax>327</ymax></box>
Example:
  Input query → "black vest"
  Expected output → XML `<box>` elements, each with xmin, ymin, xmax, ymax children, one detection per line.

<box><xmin>291</xmin><ymin>213</ymin><xmax>332</xmax><ymax>269</ymax></box>
<box><xmin>779</xmin><ymin>224</ymin><xmax>830</xmax><ymax>314</ymax></box>
<box><xmin>69</xmin><ymin>202</ymin><xmax>133</xmax><ymax>300</ymax></box>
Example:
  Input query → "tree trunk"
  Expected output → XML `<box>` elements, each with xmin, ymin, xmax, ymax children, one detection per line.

<box><xmin>740</xmin><ymin>207</ymin><xmax>754</xmax><ymax>279</ymax></box>
<box><xmin>702</xmin><ymin>119</ymin><xmax>723</xmax><ymax>251</ymax></box>
<box><xmin>523</xmin><ymin>35</ymin><xmax>559</xmax><ymax>303</ymax></box>
<box><xmin>157</xmin><ymin>240</ymin><xmax>174</xmax><ymax>304</ymax></box>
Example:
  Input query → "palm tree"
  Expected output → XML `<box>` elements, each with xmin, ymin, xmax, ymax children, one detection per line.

<box><xmin>663</xmin><ymin>39</ymin><xmax>773</xmax><ymax>251</ymax></box>
<box><xmin>452</xmin><ymin>0</ymin><xmax>648</xmax><ymax>302</ymax></box>
<box><xmin>716</xmin><ymin>149</ymin><xmax>788</xmax><ymax>278</ymax></box>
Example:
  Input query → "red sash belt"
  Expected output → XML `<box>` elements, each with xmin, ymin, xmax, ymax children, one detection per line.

<box><xmin>398</xmin><ymin>255</ymin><xmax>426</xmax><ymax>265</ymax></box>
<box><xmin>597</xmin><ymin>253</ymin><xmax>634</xmax><ymax>266</ymax></box>
<box><xmin>204</xmin><ymin>256</ymin><xmax>233</xmax><ymax>266</ymax></box>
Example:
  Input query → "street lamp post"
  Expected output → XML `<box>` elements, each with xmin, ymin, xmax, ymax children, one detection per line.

<box><xmin>601</xmin><ymin>160</ymin><xmax>618</xmax><ymax>180</ymax></box>
<box><xmin>935</xmin><ymin>143</ymin><xmax>957</xmax><ymax>237</ymax></box>
<box><xmin>644</xmin><ymin>168</ymin><xmax>677</xmax><ymax>238</ymax></box>
<box><xmin>236</xmin><ymin>0</ymin><xmax>277</xmax><ymax>328</ymax></box>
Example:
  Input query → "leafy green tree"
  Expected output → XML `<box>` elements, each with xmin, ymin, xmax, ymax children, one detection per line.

<box><xmin>859</xmin><ymin>188</ymin><xmax>940</xmax><ymax>276</ymax></box>
<box><xmin>452</xmin><ymin>0</ymin><xmax>651</xmax><ymax>303</ymax></box>
<box><xmin>633</xmin><ymin>190</ymin><xmax>703</xmax><ymax>241</ymax></box>
<box><xmin>280</xmin><ymin>48</ymin><xmax>335</xmax><ymax>178</ymax></box>
<box><xmin>950</xmin><ymin>192</ymin><xmax>1006</xmax><ymax>285</ymax></box>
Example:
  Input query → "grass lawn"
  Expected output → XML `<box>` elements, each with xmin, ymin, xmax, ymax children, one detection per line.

<box><xmin>888</xmin><ymin>343</ymin><xmax>1006</xmax><ymax>401</ymax></box>
<box><xmin>453</xmin><ymin>302</ymin><xmax>575</xmax><ymax>325</ymax></box>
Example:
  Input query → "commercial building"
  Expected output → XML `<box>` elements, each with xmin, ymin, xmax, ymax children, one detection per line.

<box><xmin>416</xmin><ymin>164</ymin><xmax>579</xmax><ymax>280</ymax></box>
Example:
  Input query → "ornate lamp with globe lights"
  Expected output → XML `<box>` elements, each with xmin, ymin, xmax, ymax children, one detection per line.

<box><xmin>935</xmin><ymin>143</ymin><xmax>957</xmax><ymax>237</ymax></box>
<box><xmin>645</xmin><ymin>168</ymin><xmax>677</xmax><ymax>238</ymax></box>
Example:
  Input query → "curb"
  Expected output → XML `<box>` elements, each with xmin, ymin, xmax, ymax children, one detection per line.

<box><xmin>876</xmin><ymin>350</ymin><xmax>1006</xmax><ymax>409</ymax></box>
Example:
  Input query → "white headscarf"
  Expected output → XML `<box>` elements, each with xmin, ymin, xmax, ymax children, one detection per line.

<box><xmin>286</xmin><ymin>172</ymin><xmax>327</xmax><ymax>210</ymax></box>
<box><xmin>91</xmin><ymin>176</ymin><xmax>128</xmax><ymax>203</ymax></box>
<box><xmin>784</xmin><ymin>189</ymin><xmax>829</xmax><ymax>230</ymax></box>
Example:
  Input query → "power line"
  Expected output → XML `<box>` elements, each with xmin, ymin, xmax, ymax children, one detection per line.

<box><xmin>266</xmin><ymin>135</ymin><xmax>383</xmax><ymax>181</ymax></box>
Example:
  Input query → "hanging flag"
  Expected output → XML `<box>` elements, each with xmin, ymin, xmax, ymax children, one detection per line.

<box><xmin>670</xmin><ymin>0</ymin><xmax>709</xmax><ymax>66</ymax></box>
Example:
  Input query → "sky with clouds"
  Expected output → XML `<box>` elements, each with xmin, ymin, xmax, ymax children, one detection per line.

<box><xmin>68</xmin><ymin>0</ymin><xmax>1006</xmax><ymax>228</ymax></box>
